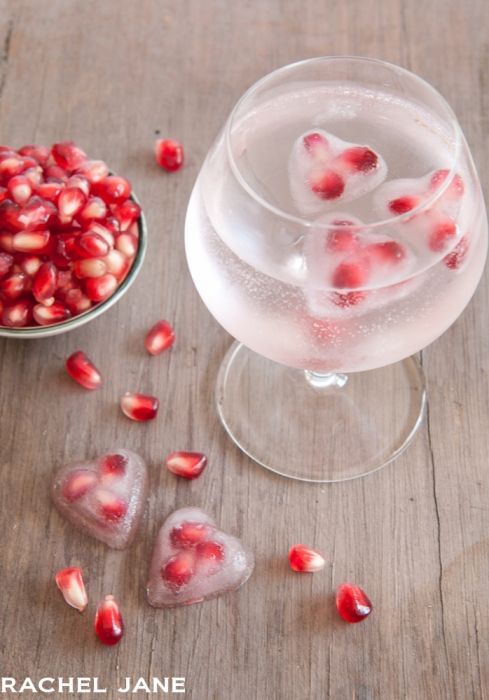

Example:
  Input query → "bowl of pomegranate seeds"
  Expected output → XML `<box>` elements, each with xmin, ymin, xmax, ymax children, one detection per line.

<box><xmin>0</xmin><ymin>141</ymin><xmax>147</xmax><ymax>337</ymax></box>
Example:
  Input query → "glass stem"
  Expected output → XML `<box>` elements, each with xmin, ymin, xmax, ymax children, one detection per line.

<box><xmin>304</xmin><ymin>370</ymin><xmax>349</xmax><ymax>389</ymax></box>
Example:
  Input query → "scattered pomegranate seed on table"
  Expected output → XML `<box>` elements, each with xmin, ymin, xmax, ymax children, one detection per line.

<box><xmin>120</xmin><ymin>392</ymin><xmax>159</xmax><ymax>421</ymax></box>
<box><xmin>336</xmin><ymin>583</ymin><xmax>373</xmax><ymax>623</ymax></box>
<box><xmin>0</xmin><ymin>141</ymin><xmax>141</xmax><ymax>328</ymax></box>
<box><xmin>155</xmin><ymin>139</ymin><xmax>184</xmax><ymax>172</ymax></box>
<box><xmin>66</xmin><ymin>350</ymin><xmax>102</xmax><ymax>390</ymax></box>
<box><xmin>165</xmin><ymin>451</ymin><xmax>208</xmax><ymax>480</ymax></box>
<box><xmin>55</xmin><ymin>567</ymin><xmax>88</xmax><ymax>612</ymax></box>
<box><xmin>288</xmin><ymin>544</ymin><xmax>325</xmax><ymax>573</ymax></box>
<box><xmin>94</xmin><ymin>595</ymin><xmax>124</xmax><ymax>646</ymax></box>
<box><xmin>144</xmin><ymin>319</ymin><xmax>175</xmax><ymax>355</ymax></box>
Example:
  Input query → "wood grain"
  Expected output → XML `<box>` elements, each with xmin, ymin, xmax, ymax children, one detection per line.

<box><xmin>0</xmin><ymin>1</ymin><xmax>488</xmax><ymax>698</ymax></box>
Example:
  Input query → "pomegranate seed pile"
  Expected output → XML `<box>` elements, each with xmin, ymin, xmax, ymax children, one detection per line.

<box><xmin>0</xmin><ymin>141</ymin><xmax>141</xmax><ymax>328</ymax></box>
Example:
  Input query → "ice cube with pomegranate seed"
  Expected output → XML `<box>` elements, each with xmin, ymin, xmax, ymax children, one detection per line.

<box><xmin>51</xmin><ymin>449</ymin><xmax>148</xmax><ymax>549</ymax></box>
<box><xmin>288</xmin><ymin>129</ymin><xmax>387</xmax><ymax>215</ymax></box>
<box><xmin>147</xmin><ymin>507</ymin><xmax>254</xmax><ymax>608</ymax></box>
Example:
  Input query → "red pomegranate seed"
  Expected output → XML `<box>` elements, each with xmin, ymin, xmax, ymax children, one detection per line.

<box><xmin>18</xmin><ymin>144</ymin><xmax>50</xmax><ymax>165</ymax></box>
<box><xmin>19</xmin><ymin>255</ymin><xmax>42</xmax><ymax>277</ymax></box>
<box><xmin>0</xmin><ymin>271</ymin><xmax>27</xmax><ymax>300</ymax></box>
<box><xmin>0</xmin><ymin>199</ymin><xmax>21</xmax><ymax>230</ymax></box>
<box><xmin>77</xmin><ymin>197</ymin><xmax>107</xmax><ymax>225</ymax></box>
<box><xmin>67</xmin><ymin>174</ymin><xmax>90</xmax><ymax>197</ymax></box>
<box><xmin>36</xmin><ymin>180</ymin><xmax>64</xmax><ymax>202</ymax></box>
<box><xmin>100</xmin><ymin>453</ymin><xmax>128</xmax><ymax>477</ymax></box>
<box><xmin>366</xmin><ymin>241</ymin><xmax>405</xmax><ymax>265</ymax></box>
<box><xmin>388</xmin><ymin>196</ymin><xmax>420</xmax><ymax>215</ymax></box>
<box><xmin>76</xmin><ymin>159</ymin><xmax>109</xmax><ymax>184</ymax></box>
<box><xmin>95</xmin><ymin>175</ymin><xmax>131</xmax><ymax>203</ymax></box>
<box><xmin>310</xmin><ymin>170</ymin><xmax>345</xmax><ymax>200</ymax></box>
<box><xmin>0</xmin><ymin>252</ymin><xmax>13</xmax><ymax>277</ymax></box>
<box><xmin>62</xmin><ymin>469</ymin><xmax>97</xmax><ymax>502</ymax></box>
<box><xmin>52</xmin><ymin>142</ymin><xmax>87</xmax><ymax>171</ymax></box>
<box><xmin>0</xmin><ymin>186</ymin><xmax>7</xmax><ymax>203</ymax></box>
<box><xmin>75</xmin><ymin>232</ymin><xmax>110</xmax><ymax>259</ymax></box>
<box><xmin>1</xmin><ymin>299</ymin><xmax>33</xmax><ymax>327</ymax></box>
<box><xmin>288</xmin><ymin>544</ymin><xmax>325</xmax><ymax>573</ymax></box>
<box><xmin>303</xmin><ymin>132</ymin><xmax>329</xmax><ymax>156</ymax></box>
<box><xmin>112</xmin><ymin>199</ymin><xmax>141</xmax><ymax>231</ymax></box>
<box><xmin>337</xmin><ymin>146</ymin><xmax>378</xmax><ymax>173</ymax></box>
<box><xmin>429</xmin><ymin>169</ymin><xmax>464</xmax><ymax>198</ymax></box>
<box><xmin>196</xmin><ymin>540</ymin><xmax>224</xmax><ymax>562</ymax></box>
<box><xmin>12</xmin><ymin>230</ymin><xmax>50</xmax><ymax>253</ymax></box>
<box><xmin>144</xmin><ymin>320</ymin><xmax>175</xmax><ymax>355</ymax></box>
<box><xmin>331</xmin><ymin>291</ymin><xmax>366</xmax><ymax>308</ymax></box>
<box><xmin>83</xmin><ymin>273</ymin><xmax>117</xmax><ymax>302</ymax></box>
<box><xmin>161</xmin><ymin>551</ymin><xmax>195</xmax><ymax>588</ymax></box>
<box><xmin>429</xmin><ymin>219</ymin><xmax>457</xmax><ymax>252</ymax></box>
<box><xmin>66</xmin><ymin>350</ymin><xmax>102</xmax><ymax>390</ymax></box>
<box><xmin>444</xmin><ymin>235</ymin><xmax>469</xmax><ymax>270</ymax></box>
<box><xmin>0</xmin><ymin>154</ymin><xmax>26</xmax><ymax>180</ymax></box>
<box><xmin>23</xmin><ymin>166</ymin><xmax>43</xmax><ymax>188</ymax></box>
<box><xmin>336</xmin><ymin>583</ymin><xmax>373</xmax><ymax>623</ymax></box>
<box><xmin>170</xmin><ymin>522</ymin><xmax>211</xmax><ymax>548</ymax></box>
<box><xmin>17</xmin><ymin>196</ymin><xmax>57</xmax><ymax>230</ymax></box>
<box><xmin>33</xmin><ymin>301</ymin><xmax>70</xmax><ymax>325</ymax></box>
<box><xmin>55</xmin><ymin>567</ymin><xmax>88</xmax><ymax>612</ymax></box>
<box><xmin>7</xmin><ymin>175</ymin><xmax>32</xmax><ymax>205</ymax></box>
<box><xmin>332</xmin><ymin>258</ymin><xmax>369</xmax><ymax>288</ymax></box>
<box><xmin>115</xmin><ymin>232</ymin><xmax>138</xmax><ymax>258</ymax></box>
<box><xmin>120</xmin><ymin>392</ymin><xmax>159</xmax><ymax>422</ymax></box>
<box><xmin>73</xmin><ymin>258</ymin><xmax>107</xmax><ymax>279</ymax></box>
<box><xmin>58</xmin><ymin>186</ymin><xmax>87</xmax><ymax>220</ymax></box>
<box><xmin>104</xmin><ymin>249</ymin><xmax>128</xmax><ymax>279</ymax></box>
<box><xmin>96</xmin><ymin>490</ymin><xmax>128</xmax><ymax>521</ymax></box>
<box><xmin>32</xmin><ymin>262</ymin><xmax>57</xmax><ymax>302</ymax></box>
<box><xmin>64</xmin><ymin>288</ymin><xmax>92</xmax><ymax>314</ymax></box>
<box><xmin>165</xmin><ymin>451</ymin><xmax>207</xmax><ymax>480</ymax></box>
<box><xmin>0</xmin><ymin>232</ymin><xmax>14</xmax><ymax>252</ymax></box>
<box><xmin>94</xmin><ymin>595</ymin><xmax>124</xmax><ymax>646</ymax></box>
<box><xmin>155</xmin><ymin>139</ymin><xmax>184</xmax><ymax>172</ymax></box>
<box><xmin>44</xmin><ymin>165</ymin><xmax>69</xmax><ymax>181</ymax></box>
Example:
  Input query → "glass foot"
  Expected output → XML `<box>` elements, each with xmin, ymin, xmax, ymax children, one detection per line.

<box><xmin>216</xmin><ymin>342</ymin><xmax>426</xmax><ymax>482</ymax></box>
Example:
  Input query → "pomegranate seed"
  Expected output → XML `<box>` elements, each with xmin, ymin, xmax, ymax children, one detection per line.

<box><xmin>52</xmin><ymin>142</ymin><xmax>87</xmax><ymax>171</ymax></box>
<box><xmin>336</xmin><ymin>583</ymin><xmax>373</xmax><ymax>623</ymax></box>
<box><xmin>366</xmin><ymin>241</ymin><xmax>405</xmax><ymax>265</ymax></box>
<box><xmin>23</xmin><ymin>166</ymin><xmax>43</xmax><ymax>188</ymax></box>
<box><xmin>429</xmin><ymin>219</ymin><xmax>457</xmax><ymax>252</ymax></box>
<box><xmin>120</xmin><ymin>392</ymin><xmax>159</xmax><ymax>422</ymax></box>
<box><xmin>303</xmin><ymin>132</ymin><xmax>329</xmax><ymax>156</ymax></box>
<box><xmin>331</xmin><ymin>291</ymin><xmax>366</xmax><ymax>308</ymax></box>
<box><xmin>36</xmin><ymin>180</ymin><xmax>64</xmax><ymax>202</ymax></box>
<box><xmin>115</xmin><ymin>232</ymin><xmax>138</xmax><ymax>258</ymax></box>
<box><xmin>0</xmin><ymin>252</ymin><xmax>13</xmax><ymax>277</ymax></box>
<box><xmin>73</xmin><ymin>258</ymin><xmax>107</xmax><ymax>279</ymax></box>
<box><xmin>94</xmin><ymin>595</ymin><xmax>124</xmax><ymax>646</ymax></box>
<box><xmin>104</xmin><ymin>215</ymin><xmax>121</xmax><ymax>234</ymax></box>
<box><xmin>12</xmin><ymin>230</ymin><xmax>50</xmax><ymax>253</ymax></box>
<box><xmin>96</xmin><ymin>490</ymin><xmax>128</xmax><ymax>521</ymax></box>
<box><xmin>75</xmin><ymin>232</ymin><xmax>110</xmax><ymax>259</ymax></box>
<box><xmin>66</xmin><ymin>350</ymin><xmax>102</xmax><ymax>390</ymax></box>
<box><xmin>76</xmin><ymin>159</ymin><xmax>109</xmax><ymax>184</ymax></box>
<box><xmin>337</xmin><ymin>146</ymin><xmax>378</xmax><ymax>173</ymax></box>
<box><xmin>288</xmin><ymin>544</ymin><xmax>325</xmax><ymax>572</ymax></box>
<box><xmin>326</xmin><ymin>228</ymin><xmax>359</xmax><ymax>253</ymax></box>
<box><xmin>67</xmin><ymin>174</ymin><xmax>90</xmax><ymax>197</ymax></box>
<box><xmin>0</xmin><ymin>186</ymin><xmax>7</xmax><ymax>203</ymax></box>
<box><xmin>58</xmin><ymin>186</ymin><xmax>87</xmax><ymax>220</ymax></box>
<box><xmin>18</xmin><ymin>144</ymin><xmax>50</xmax><ymax>165</ymax></box>
<box><xmin>170</xmin><ymin>522</ymin><xmax>211</xmax><ymax>548</ymax></box>
<box><xmin>0</xmin><ymin>232</ymin><xmax>14</xmax><ymax>252</ymax></box>
<box><xmin>196</xmin><ymin>540</ymin><xmax>224</xmax><ymax>562</ymax></box>
<box><xmin>429</xmin><ymin>169</ymin><xmax>464</xmax><ymax>198</ymax></box>
<box><xmin>19</xmin><ymin>255</ymin><xmax>42</xmax><ymax>277</ymax></box>
<box><xmin>161</xmin><ymin>551</ymin><xmax>195</xmax><ymax>588</ymax></box>
<box><xmin>444</xmin><ymin>235</ymin><xmax>469</xmax><ymax>270</ymax></box>
<box><xmin>166</xmin><ymin>451</ymin><xmax>207</xmax><ymax>480</ymax></box>
<box><xmin>43</xmin><ymin>164</ymin><xmax>69</xmax><ymax>181</ymax></box>
<box><xmin>0</xmin><ymin>199</ymin><xmax>21</xmax><ymax>230</ymax></box>
<box><xmin>33</xmin><ymin>301</ymin><xmax>70</xmax><ymax>325</ymax></box>
<box><xmin>388</xmin><ymin>196</ymin><xmax>420</xmax><ymax>215</ymax></box>
<box><xmin>155</xmin><ymin>139</ymin><xmax>184</xmax><ymax>172</ymax></box>
<box><xmin>0</xmin><ymin>154</ymin><xmax>26</xmax><ymax>180</ymax></box>
<box><xmin>144</xmin><ymin>320</ymin><xmax>175</xmax><ymax>355</ymax></box>
<box><xmin>103</xmin><ymin>249</ymin><xmax>128</xmax><ymax>279</ymax></box>
<box><xmin>77</xmin><ymin>197</ymin><xmax>107</xmax><ymax>225</ymax></box>
<box><xmin>62</xmin><ymin>469</ymin><xmax>97</xmax><ymax>502</ymax></box>
<box><xmin>55</xmin><ymin>567</ymin><xmax>88</xmax><ymax>612</ymax></box>
<box><xmin>83</xmin><ymin>273</ymin><xmax>117</xmax><ymax>302</ymax></box>
<box><xmin>94</xmin><ymin>175</ymin><xmax>131</xmax><ymax>203</ymax></box>
<box><xmin>32</xmin><ymin>262</ymin><xmax>57</xmax><ymax>302</ymax></box>
<box><xmin>17</xmin><ymin>196</ymin><xmax>57</xmax><ymax>230</ymax></box>
<box><xmin>310</xmin><ymin>170</ymin><xmax>345</xmax><ymax>200</ymax></box>
<box><xmin>88</xmin><ymin>222</ymin><xmax>114</xmax><ymax>249</ymax></box>
<box><xmin>8</xmin><ymin>175</ymin><xmax>32</xmax><ymax>205</ymax></box>
<box><xmin>64</xmin><ymin>288</ymin><xmax>92</xmax><ymax>314</ymax></box>
<box><xmin>0</xmin><ymin>271</ymin><xmax>27</xmax><ymax>300</ymax></box>
<box><xmin>112</xmin><ymin>199</ymin><xmax>141</xmax><ymax>231</ymax></box>
<box><xmin>332</xmin><ymin>258</ymin><xmax>369</xmax><ymax>288</ymax></box>
<box><xmin>1</xmin><ymin>299</ymin><xmax>33</xmax><ymax>327</ymax></box>
<box><xmin>100</xmin><ymin>453</ymin><xmax>128</xmax><ymax>477</ymax></box>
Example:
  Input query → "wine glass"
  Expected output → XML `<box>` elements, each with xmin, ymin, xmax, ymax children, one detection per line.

<box><xmin>185</xmin><ymin>56</ymin><xmax>487</xmax><ymax>482</ymax></box>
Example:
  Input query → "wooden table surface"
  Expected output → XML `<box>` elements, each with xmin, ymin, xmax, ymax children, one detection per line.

<box><xmin>0</xmin><ymin>1</ymin><xmax>488</xmax><ymax>698</ymax></box>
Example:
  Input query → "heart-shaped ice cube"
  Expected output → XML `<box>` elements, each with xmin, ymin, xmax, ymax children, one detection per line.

<box><xmin>289</xmin><ymin>129</ymin><xmax>387</xmax><ymax>215</ymax></box>
<box><xmin>147</xmin><ymin>507</ymin><xmax>254</xmax><ymax>607</ymax></box>
<box><xmin>52</xmin><ymin>449</ymin><xmax>148</xmax><ymax>549</ymax></box>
